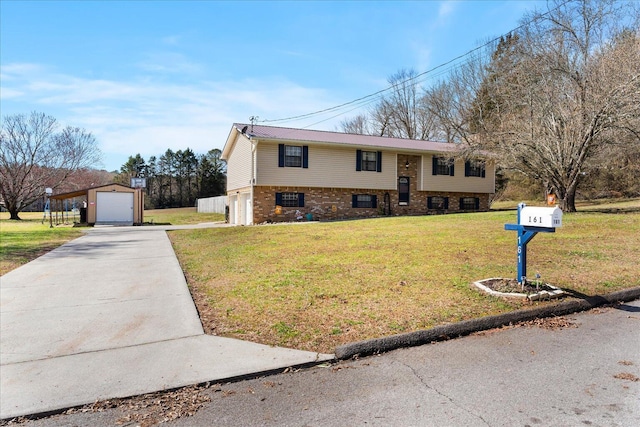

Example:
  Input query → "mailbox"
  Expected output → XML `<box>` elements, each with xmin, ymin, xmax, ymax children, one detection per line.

<box><xmin>520</xmin><ymin>206</ymin><xmax>562</xmax><ymax>228</ymax></box>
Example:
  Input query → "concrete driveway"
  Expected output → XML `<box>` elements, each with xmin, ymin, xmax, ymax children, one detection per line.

<box><xmin>0</xmin><ymin>225</ymin><xmax>332</xmax><ymax>420</ymax></box>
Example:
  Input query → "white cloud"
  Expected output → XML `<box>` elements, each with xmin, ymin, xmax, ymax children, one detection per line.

<box><xmin>136</xmin><ymin>51</ymin><xmax>203</xmax><ymax>75</ymax></box>
<box><xmin>0</xmin><ymin>87</ymin><xmax>24</xmax><ymax>99</ymax></box>
<box><xmin>1</xmin><ymin>63</ymin><xmax>46</xmax><ymax>77</ymax></box>
<box><xmin>438</xmin><ymin>1</ymin><xmax>458</xmax><ymax>20</ymax></box>
<box><xmin>1</xmin><ymin>62</ymin><xmax>339</xmax><ymax>170</ymax></box>
<box><xmin>161</xmin><ymin>35</ymin><xmax>182</xmax><ymax>46</ymax></box>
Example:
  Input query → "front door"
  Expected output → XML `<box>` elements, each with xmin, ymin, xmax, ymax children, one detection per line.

<box><xmin>398</xmin><ymin>177</ymin><xmax>410</xmax><ymax>206</ymax></box>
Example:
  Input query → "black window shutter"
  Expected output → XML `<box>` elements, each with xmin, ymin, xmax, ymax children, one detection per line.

<box><xmin>444</xmin><ymin>197</ymin><xmax>449</xmax><ymax>210</ymax></box>
<box><xmin>275</xmin><ymin>192</ymin><xmax>283</xmax><ymax>206</ymax></box>
<box><xmin>298</xmin><ymin>193</ymin><xmax>305</xmax><ymax>207</ymax></box>
<box><xmin>302</xmin><ymin>146</ymin><xmax>309</xmax><ymax>168</ymax></box>
<box><xmin>481</xmin><ymin>164</ymin><xmax>486</xmax><ymax>178</ymax></box>
<box><xmin>427</xmin><ymin>197</ymin><xmax>433</xmax><ymax>209</ymax></box>
<box><xmin>372</xmin><ymin>195</ymin><xmax>378</xmax><ymax>209</ymax></box>
<box><xmin>376</xmin><ymin>151</ymin><xmax>382</xmax><ymax>172</ymax></box>
<box><xmin>459</xmin><ymin>197</ymin><xmax>464</xmax><ymax>210</ymax></box>
<box><xmin>432</xmin><ymin>156</ymin><xmax>438</xmax><ymax>175</ymax></box>
<box><xmin>352</xmin><ymin>195</ymin><xmax>358</xmax><ymax>208</ymax></box>
<box><xmin>475</xmin><ymin>197</ymin><xmax>480</xmax><ymax>210</ymax></box>
<box><xmin>465</xmin><ymin>161</ymin><xmax>470</xmax><ymax>177</ymax></box>
<box><xmin>278</xmin><ymin>144</ymin><xmax>285</xmax><ymax>167</ymax></box>
<box><xmin>449</xmin><ymin>160</ymin><xmax>455</xmax><ymax>176</ymax></box>
<box><xmin>356</xmin><ymin>150</ymin><xmax>362</xmax><ymax>171</ymax></box>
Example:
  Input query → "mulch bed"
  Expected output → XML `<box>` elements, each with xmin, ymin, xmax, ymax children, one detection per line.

<box><xmin>480</xmin><ymin>277</ymin><xmax>557</xmax><ymax>294</ymax></box>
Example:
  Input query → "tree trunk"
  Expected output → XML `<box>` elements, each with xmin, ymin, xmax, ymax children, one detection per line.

<box><xmin>7</xmin><ymin>203</ymin><xmax>22</xmax><ymax>220</ymax></box>
<box><xmin>559</xmin><ymin>188</ymin><xmax>577</xmax><ymax>212</ymax></box>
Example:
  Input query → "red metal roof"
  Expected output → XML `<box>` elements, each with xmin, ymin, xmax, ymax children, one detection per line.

<box><xmin>232</xmin><ymin>123</ymin><xmax>459</xmax><ymax>153</ymax></box>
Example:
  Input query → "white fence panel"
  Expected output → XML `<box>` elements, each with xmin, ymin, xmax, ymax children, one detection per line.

<box><xmin>197</xmin><ymin>196</ymin><xmax>227</xmax><ymax>214</ymax></box>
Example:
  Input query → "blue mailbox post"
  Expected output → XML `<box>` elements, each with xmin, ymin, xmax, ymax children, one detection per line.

<box><xmin>504</xmin><ymin>203</ymin><xmax>562</xmax><ymax>284</ymax></box>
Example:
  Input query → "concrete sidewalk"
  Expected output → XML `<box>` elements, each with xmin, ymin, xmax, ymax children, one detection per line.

<box><xmin>0</xmin><ymin>226</ymin><xmax>333</xmax><ymax>420</ymax></box>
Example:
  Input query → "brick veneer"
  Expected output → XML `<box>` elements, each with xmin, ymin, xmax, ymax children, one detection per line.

<box><xmin>252</xmin><ymin>186</ymin><xmax>490</xmax><ymax>223</ymax></box>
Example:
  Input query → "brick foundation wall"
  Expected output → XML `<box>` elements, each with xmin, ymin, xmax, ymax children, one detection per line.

<box><xmin>253</xmin><ymin>184</ymin><xmax>491</xmax><ymax>223</ymax></box>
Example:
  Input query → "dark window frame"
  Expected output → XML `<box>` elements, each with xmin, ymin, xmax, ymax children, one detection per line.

<box><xmin>398</xmin><ymin>176</ymin><xmax>410</xmax><ymax>205</ymax></box>
<box><xmin>427</xmin><ymin>196</ymin><xmax>449</xmax><ymax>210</ymax></box>
<box><xmin>465</xmin><ymin>160</ymin><xmax>486</xmax><ymax>178</ymax></box>
<box><xmin>275</xmin><ymin>192</ymin><xmax>305</xmax><ymax>208</ymax></box>
<box><xmin>285</xmin><ymin>145</ymin><xmax>302</xmax><ymax>167</ymax></box>
<box><xmin>432</xmin><ymin>156</ymin><xmax>455</xmax><ymax>176</ymax></box>
<box><xmin>361</xmin><ymin>151</ymin><xmax>377</xmax><ymax>171</ymax></box>
<box><xmin>352</xmin><ymin>194</ymin><xmax>378</xmax><ymax>209</ymax></box>
<box><xmin>459</xmin><ymin>197</ymin><xmax>480</xmax><ymax>211</ymax></box>
<box><xmin>278</xmin><ymin>144</ymin><xmax>309</xmax><ymax>168</ymax></box>
<box><xmin>356</xmin><ymin>150</ymin><xmax>382</xmax><ymax>172</ymax></box>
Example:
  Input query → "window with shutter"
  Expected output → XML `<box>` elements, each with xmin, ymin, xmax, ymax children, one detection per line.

<box><xmin>465</xmin><ymin>160</ymin><xmax>485</xmax><ymax>177</ymax></box>
<box><xmin>353</xmin><ymin>194</ymin><xmax>376</xmax><ymax>208</ymax></box>
<box><xmin>433</xmin><ymin>156</ymin><xmax>454</xmax><ymax>176</ymax></box>
<box><xmin>357</xmin><ymin>150</ymin><xmax>381</xmax><ymax>172</ymax></box>
<box><xmin>278</xmin><ymin>192</ymin><xmax>304</xmax><ymax>207</ymax></box>
<box><xmin>279</xmin><ymin>144</ymin><xmax>307</xmax><ymax>168</ymax></box>
<box><xmin>460</xmin><ymin>197</ymin><xmax>479</xmax><ymax>210</ymax></box>
<box><xmin>428</xmin><ymin>196</ymin><xmax>448</xmax><ymax>210</ymax></box>
<box><xmin>362</xmin><ymin>151</ymin><xmax>377</xmax><ymax>171</ymax></box>
<box><xmin>284</xmin><ymin>145</ymin><xmax>302</xmax><ymax>167</ymax></box>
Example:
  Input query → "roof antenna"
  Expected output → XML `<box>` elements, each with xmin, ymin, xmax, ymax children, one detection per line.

<box><xmin>249</xmin><ymin>116</ymin><xmax>259</xmax><ymax>133</ymax></box>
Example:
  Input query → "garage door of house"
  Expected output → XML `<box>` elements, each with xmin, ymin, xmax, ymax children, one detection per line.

<box><xmin>96</xmin><ymin>192</ymin><xmax>134</xmax><ymax>225</ymax></box>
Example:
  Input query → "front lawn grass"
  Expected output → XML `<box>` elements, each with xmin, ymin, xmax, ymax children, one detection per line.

<box><xmin>0</xmin><ymin>212</ymin><xmax>83</xmax><ymax>275</ymax></box>
<box><xmin>144</xmin><ymin>207</ymin><xmax>224</xmax><ymax>225</ymax></box>
<box><xmin>169</xmin><ymin>210</ymin><xmax>640</xmax><ymax>354</ymax></box>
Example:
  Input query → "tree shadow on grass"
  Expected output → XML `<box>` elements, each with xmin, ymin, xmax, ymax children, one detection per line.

<box><xmin>562</xmin><ymin>287</ymin><xmax>640</xmax><ymax>312</ymax></box>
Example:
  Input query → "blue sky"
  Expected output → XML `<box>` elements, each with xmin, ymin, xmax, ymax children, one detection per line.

<box><xmin>1</xmin><ymin>1</ymin><xmax>546</xmax><ymax>172</ymax></box>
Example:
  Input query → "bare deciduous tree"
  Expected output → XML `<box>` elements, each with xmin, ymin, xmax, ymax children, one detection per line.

<box><xmin>340</xmin><ymin>69</ymin><xmax>438</xmax><ymax>140</ymax></box>
<box><xmin>340</xmin><ymin>114</ymin><xmax>371</xmax><ymax>135</ymax></box>
<box><xmin>424</xmin><ymin>51</ymin><xmax>492</xmax><ymax>146</ymax></box>
<box><xmin>426</xmin><ymin>0</ymin><xmax>640</xmax><ymax>211</ymax></box>
<box><xmin>0</xmin><ymin>112</ymin><xmax>102</xmax><ymax>219</ymax></box>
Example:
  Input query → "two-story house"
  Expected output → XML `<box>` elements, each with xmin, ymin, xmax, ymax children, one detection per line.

<box><xmin>221</xmin><ymin>123</ymin><xmax>495</xmax><ymax>225</ymax></box>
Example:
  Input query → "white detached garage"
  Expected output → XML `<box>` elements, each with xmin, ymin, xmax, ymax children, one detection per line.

<box><xmin>51</xmin><ymin>183</ymin><xmax>144</xmax><ymax>226</ymax></box>
<box><xmin>89</xmin><ymin>184</ymin><xmax>143</xmax><ymax>226</ymax></box>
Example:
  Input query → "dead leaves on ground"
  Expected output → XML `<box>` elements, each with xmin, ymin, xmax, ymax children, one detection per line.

<box><xmin>518</xmin><ymin>316</ymin><xmax>579</xmax><ymax>330</ymax></box>
<box><xmin>473</xmin><ymin>315</ymin><xmax>579</xmax><ymax>336</ymax></box>
<box><xmin>61</xmin><ymin>384</ymin><xmax>212</xmax><ymax>427</ymax></box>
<box><xmin>614</xmin><ymin>372</ymin><xmax>640</xmax><ymax>382</ymax></box>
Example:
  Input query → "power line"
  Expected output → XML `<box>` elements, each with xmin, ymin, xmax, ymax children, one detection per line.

<box><xmin>260</xmin><ymin>0</ymin><xmax>569</xmax><ymax>126</ymax></box>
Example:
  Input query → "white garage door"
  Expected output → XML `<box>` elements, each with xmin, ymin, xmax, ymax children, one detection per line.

<box><xmin>96</xmin><ymin>192</ymin><xmax>134</xmax><ymax>225</ymax></box>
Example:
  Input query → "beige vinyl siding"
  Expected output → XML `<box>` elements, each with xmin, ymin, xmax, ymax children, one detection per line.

<box><xmin>256</xmin><ymin>142</ymin><xmax>397</xmax><ymax>190</ymax></box>
<box><xmin>421</xmin><ymin>155</ymin><xmax>495</xmax><ymax>194</ymax></box>
<box><xmin>226</xmin><ymin>134</ymin><xmax>254</xmax><ymax>191</ymax></box>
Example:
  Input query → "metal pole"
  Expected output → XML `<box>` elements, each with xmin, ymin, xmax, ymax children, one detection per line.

<box><xmin>517</xmin><ymin>231</ymin><xmax>527</xmax><ymax>284</ymax></box>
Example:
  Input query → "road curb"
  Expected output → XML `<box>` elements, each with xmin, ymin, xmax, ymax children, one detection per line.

<box><xmin>334</xmin><ymin>286</ymin><xmax>640</xmax><ymax>360</ymax></box>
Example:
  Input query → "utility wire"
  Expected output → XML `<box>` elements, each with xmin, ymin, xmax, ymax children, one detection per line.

<box><xmin>260</xmin><ymin>0</ymin><xmax>569</xmax><ymax>126</ymax></box>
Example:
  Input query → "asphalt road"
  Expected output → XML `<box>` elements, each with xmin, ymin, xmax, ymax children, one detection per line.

<box><xmin>12</xmin><ymin>299</ymin><xmax>640</xmax><ymax>427</ymax></box>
